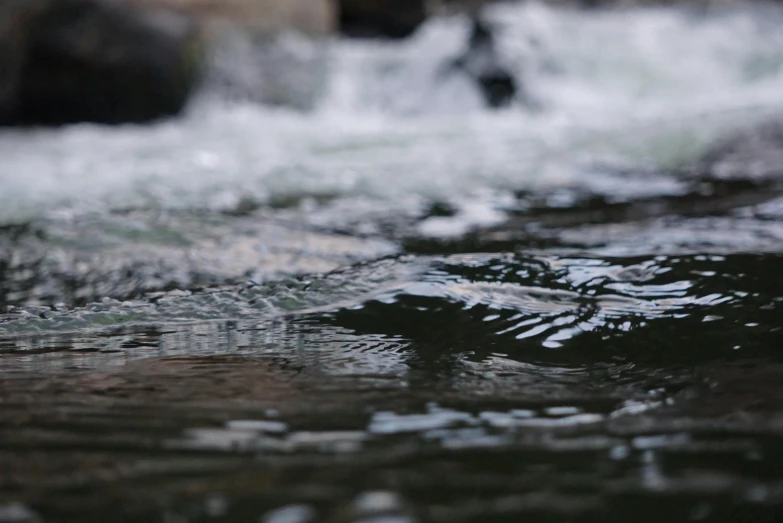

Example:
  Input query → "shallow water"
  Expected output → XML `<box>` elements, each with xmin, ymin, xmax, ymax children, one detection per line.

<box><xmin>2</xmin><ymin>252</ymin><xmax>783</xmax><ymax>521</ymax></box>
<box><xmin>2</xmin><ymin>2</ymin><xmax>783</xmax><ymax>522</ymax></box>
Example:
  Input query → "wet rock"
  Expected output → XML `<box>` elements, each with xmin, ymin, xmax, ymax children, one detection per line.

<box><xmin>0</xmin><ymin>1</ymin><xmax>44</xmax><ymax>123</ymax></box>
<box><xmin>445</xmin><ymin>15</ymin><xmax>520</xmax><ymax>108</ymax></box>
<box><xmin>338</xmin><ymin>0</ymin><xmax>427</xmax><ymax>39</ymax></box>
<box><xmin>1</xmin><ymin>0</ymin><xmax>204</xmax><ymax>126</ymax></box>
<box><xmin>698</xmin><ymin>120</ymin><xmax>783</xmax><ymax>180</ymax></box>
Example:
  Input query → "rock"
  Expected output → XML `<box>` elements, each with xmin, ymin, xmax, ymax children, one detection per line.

<box><xmin>1</xmin><ymin>0</ymin><xmax>205</xmax><ymax>126</ymax></box>
<box><xmin>0</xmin><ymin>16</ymin><xmax>21</xmax><ymax>122</ymax></box>
<box><xmin>338</xmin><ymin>0</ymin><xmax>427</xmax><ymax>38</ymax></box>
<box><xmin>0</xmin><ymin>0</ymin><xmax>46</xmax><ymax>123</ymax></box>
<box><xmin>444</xmin><ymin>15</ymin><xmax>520</xmax><ymax>108</ymax></box>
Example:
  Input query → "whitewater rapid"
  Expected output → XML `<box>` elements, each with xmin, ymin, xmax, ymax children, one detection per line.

<box><xmin>1</xmin><ymin>1</ymin><xmax>782</xmax><ymax>227</ymax></box>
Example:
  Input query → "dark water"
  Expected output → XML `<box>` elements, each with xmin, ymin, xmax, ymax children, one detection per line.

<box><xmin>3</xmin><ymin>177</ymin><xmax>783</xmax><ymax>522</ymax></box>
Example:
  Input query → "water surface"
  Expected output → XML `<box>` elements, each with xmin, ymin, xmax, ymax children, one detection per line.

<box><xmin>2</xmin><ymin>2</ymin><xmax>783</xmax><ymax>522</ymax></box>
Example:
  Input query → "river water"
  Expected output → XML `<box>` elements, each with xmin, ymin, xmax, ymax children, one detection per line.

<box><xmin>2</xmin><ymin>2</ymin><xmax>783</xmax><ymax>522</ymax></box>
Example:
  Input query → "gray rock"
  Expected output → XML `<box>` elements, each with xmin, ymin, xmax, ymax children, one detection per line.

<box><xmin>0</xmin><ymin>0</ymin><xmax>205</xmax><ymax>126</ymax></box>
<box><xmin>0</xmin><ymin>0</ymin><xmax>45</xmax><ymax>122</ymax></box>
<box><xmin>445</xmin><ymin>15</ymin><xmax>520</xmax><ymax>108</ymax></box>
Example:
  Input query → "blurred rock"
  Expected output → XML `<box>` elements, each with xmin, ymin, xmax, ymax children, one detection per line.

<box><xmin>0</xmin><ymin>1</ymin><xmax>44</xmax><ymax>123</ymax></box>
<box><xmin>338</xmin><ymin>0</ymin><xmax>427</xmax><ymax>38</ymax></box>
<box><xmin>0</xmin><ymin>17</ymin><xmax>20</xmax><ymax>122</ymax></box>
<box><xmin>445</xmin><ymin>15</ymin><xmax>520</xmax><ymax>108</ymax></box>
<box><xmin>0</xmin><ymin>0</ymin><xmax>204</xmax><ymax>126</ymax></box>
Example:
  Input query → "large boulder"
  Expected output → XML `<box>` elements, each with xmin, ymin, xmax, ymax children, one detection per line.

<box><xmin>0</xmin><ymin>0</ymin><xmax>205</xmax><ymax>126</ymax></box>
<box><xmin>338</xmin><ymin>0</ymin><xmax>427</xmax><ymax>38</ymax></box>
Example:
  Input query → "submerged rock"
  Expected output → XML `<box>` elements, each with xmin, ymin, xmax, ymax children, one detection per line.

<box><xmin>0</xmin><ymin>0</ymin><xmax>204</xmax><ymax>126</ymax></box>
<box><xmin>338</xmin><ymin>0</ymin><xmax>427</xmax><ymax>38</ymax></box>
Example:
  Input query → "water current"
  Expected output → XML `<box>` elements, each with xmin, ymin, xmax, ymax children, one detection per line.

<box><xmin>2</xmin><ymin>2</ymin><xmax>783</xmax><ymax>522</ymax></box>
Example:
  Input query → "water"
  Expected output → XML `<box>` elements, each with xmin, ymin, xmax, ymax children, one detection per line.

<box><xmin>2</xmin><ymin>2</ymin><xmax>783</xmax><ymax>522</ymax></box>
<box><xmin>2</xmin><ymin>2</ymin><xmax>783</xmax><ymax>225</ymax></box>
<box><xmin>2</xmin><ymin>252</ymin><xmax>783</xmax><ymax>521</ymax></box>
